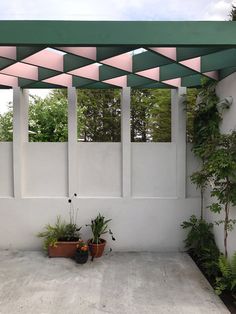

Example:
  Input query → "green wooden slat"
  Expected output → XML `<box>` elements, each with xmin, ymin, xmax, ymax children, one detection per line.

<box><xmin>99</xmin><ymin>65</ymin><xmax>128</xmax><ymax>81</ymax></box>
<box><xmin>38</xmin><ymin>68</ymin><xmax>61</xmax><ymax>80</ymax></box>
<box><xmin>201</xmin><ymin>49</ymin><xmax>236</xmax><ymax>72</ymax></box>
<box><xmin>219</xmin><ymin>67</ymin><xmax>236</xmax><ymax>80</ymax></box>
<box><xmin>17</xmin><ymin>46</ymin><xmax>44</xmax><ymax>60</ymax></box>
<box><xmin>72</xmin><ymin>76</ymin><xmax>96</xmax><ymax>87</ymax></box>
<box><xmin>127</xmin><ymin>74</ymin><xmax>156</xmax><ymax>87</ymax></box>
<box><xmin>63</xmin><ymin>54</ymin><xmax>93</xmax><ymax>72</ymax></box>
<box><xmin>97</xmin><ymin>47</ymin><xmax>133</xmax><ymax>61</ymax></box>
<box><xmin>177</xmin><ymin>47</ymin><xmax>226</xmax><ymax>61</ymax></box>
<box><xmin>160</xmin><ymin>63</ymin><xmax>196</xmax><ymax>81</ymax></box>
<box><xmin>0</xmin><ymin>21</ymin><xmax>236</xmax><ymax>46</ymax></box>
<box><xmin>24</xmin><ymin>81</ymin><xmax>63</xmax><ymax>89</ymax></box>
<box><xmin>181</xmin><ymin>74</ymin><xmax>204</xmax><ymax>87</ymax></box>
<box><xmin>138</xmin><ymin>82</ymin><xmax>173</xmax><ymax>89</ymax></box>
<box><xmin>0</xmin><ymin>57</ymin><xmax>15</xmax><ymax>70</ymax></box>
<box><xmin>83</xmin><ymin>82</ymin><xmax>119</xmax><ymax>89</ymax></box>
<box><xmin>18</xmin><ymin>78</ymin><xmax>37</xmax><ymax>87</ymax></box>
<box><xmin>133</xmin><ymin>51</ymin><xmax>172</xmax><ymax>72</ymax></box>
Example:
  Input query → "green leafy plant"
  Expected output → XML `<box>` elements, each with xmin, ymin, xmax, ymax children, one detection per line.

<box><xmin>181</xmin><ymin>215</ymin><xmax>220</xmax><ymax>277</ymax></box>
<box><xmin>215</xmin><ymin>252</ymin><xmax>236</xmax><ymax>298</ymax></box>
<box><xmin>37</xmin><ymin>216</ymin><xmax>81</xmax><ymax>250</ymax></box>
<box><xmin>37</xmin><ymin>193</ymin><xmax>81</xmax><ymax>250</ymax></box>
<box><xmin>87</xmin><ymin>213</ymin><xmax>115</xmax><ymax>244</ymax></box>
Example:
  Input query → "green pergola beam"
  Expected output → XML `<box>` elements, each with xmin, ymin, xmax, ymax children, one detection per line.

<box><xmin>201</xmin><ymin>49</ymin><xmax>236</xmax><ymax>72</ymax></box>
<box><xmin>1</xmin><ymin>21</ymin><xmax>236</xmax><ymax>46</ymax></box>
<box><xmin>133</xmin><ymin>51</ymin><xmax>172</xmax><ymax>72</ymax></box>
<box><xmin>160</xmin><ymin>63</ymin><xmax>196</xmax><ymax>81</ymax></box>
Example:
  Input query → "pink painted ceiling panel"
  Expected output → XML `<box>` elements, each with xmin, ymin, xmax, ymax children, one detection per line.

<box><xmin>203</xmin><ymin>71</ymin><xmax>219</xmax><ymax>80</ymax></box>
<box><xmin>136</xmin><ymin>67</ymin><xmax>160</xmax><ymax>81</ymax></box>
<box><xmin>69</xmin><ymin>64</ymin><xmax>99</xmax><ymax>81</ymax></box>
<box><xmin>22</xmin><ymin>49</ymin><xmax>63</xmax><ymax>71</ymax></box>
<box><xmin>149</xmin><ymin>47</ymin><xmax>177</xmax><ymax>61</ymax></box>
<box><xmin>162</xmin><ymin>78</ymin><xmax>181</xmax><ymax>87</ymax></box>
<box><xmin>0</xmin><ymin>46</ymin><xmax>16</xmax><ymax>60</ymax></box>
<box><xmin>101</xmin><ymin>53</ymin><xmax>132</xmax><ymax>72</ymax></box>
<box><xmin>0</xmin><ymin>74</ymin><xmax>18</xmax><ymax>87</ymax></box>
<box><xmin>56</xmin><ymin>47</ymin><xmax>96</xmax><ymax>60</ymax></box>
<box><xmin>43</xmin><ymin>73</ymin><xmax>72</xmax><ymax>87</ymax></box>
<box><xmin>0</xmin><ymin>62</ymin><xmax>38</xmax><ymax>80</ymax></box>
<box><xmin>180</xmin><ymin>57</ymin><xmax>201</xmax><ymax>72</ymax></box>
<box><xmin>103</xmin><ymin>75</ymin><xmax>127</xmax><ymax>87</ymax></box>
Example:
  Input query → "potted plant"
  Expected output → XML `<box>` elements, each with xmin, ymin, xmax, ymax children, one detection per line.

<box><xmin>87</xmin><ymin>213</ymin><xmax>115</xmax><ymax>259</ymax></box>
<box><xmin>75</xmin><ymin>240</ymin><xmax>89</xmax><ymax>264</ymax></box>
<box><xmin>37</xmin><ymin>193</ymin><xmax>81</xmax><ymax>258</ymax></box>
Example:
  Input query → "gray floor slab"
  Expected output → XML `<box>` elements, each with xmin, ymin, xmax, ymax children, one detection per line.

<box><xmin>0</xmin><ymin>251</ymin><xmax>229</xmax><ymax>314</ymax></box>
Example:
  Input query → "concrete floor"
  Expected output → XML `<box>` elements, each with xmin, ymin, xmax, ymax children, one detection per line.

<box><xmin>0</xmin><ymin>251</ymin><xmax>229</xmax><ymax>314</ymax></box>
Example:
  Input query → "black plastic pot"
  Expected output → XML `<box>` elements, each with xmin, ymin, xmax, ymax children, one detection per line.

<box><xmin>75</xmin><ymin>250</ymin><xmax>89</xmax><ymax>264</ymax></box>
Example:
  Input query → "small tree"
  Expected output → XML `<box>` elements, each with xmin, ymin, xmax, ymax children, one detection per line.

<box><xmin>206</xmin><ymin>133</ymin><xmax>236</xmax><ymax>258</ymax></box>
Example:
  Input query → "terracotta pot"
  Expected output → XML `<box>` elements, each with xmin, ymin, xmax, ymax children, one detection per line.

<box><xmin>48</xmin><ymin>241</ymin><xmax>79</xmax><ymax>258</ymax></box>
<box><xmin>88</xmin><ymin>239</ymin><xmax>106</xmax><ymax>258</ymax></box>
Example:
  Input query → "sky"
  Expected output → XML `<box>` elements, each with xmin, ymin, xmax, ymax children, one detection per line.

<box><xmin>0</xmin><ymin>0</ymin><xmax>235</xmax><ymax>113</ymax></box>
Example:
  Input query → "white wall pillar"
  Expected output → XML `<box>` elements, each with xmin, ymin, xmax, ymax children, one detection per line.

<box><xmin>121</xmin><ymin>87</ymin><xmax>131</xmax><ymax>198</ymax></box>
<box><xmin>67</xmin><ymin>87</ymin><xmax>77</xmax><ymax>197</ymax></box>
<box><xmin>171</xmin><ymin>87</ymin><xmax>187</xmax><ymax>199</ymax></box>
<box><xmin>13</xmin><ymin>87</ymin><xmax>29</xmax><ymax>198</ymax></box>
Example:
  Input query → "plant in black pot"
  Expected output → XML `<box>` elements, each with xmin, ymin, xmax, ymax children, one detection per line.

<box><xmin>87</xmin><ymin>213</ymin><xmax>115</xmax><ymax>259</ymax></box>
<box><xmin>75</xmin><ymin>240</ymin><xmax>89</xmax><ymax>264</ymax></box>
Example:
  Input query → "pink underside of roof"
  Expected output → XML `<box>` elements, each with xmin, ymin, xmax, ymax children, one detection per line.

<box><xmin>103</xmin><ymin>75</ymin><xmax>127</xmax><ymax>87</ymax></box>
<box><xmin>162</xmin><ymin>78</ymin><xmax>181</xmax><ymax>87</ymax></box>
<box><xmin>0</xmin><ymin>46</ymin><xmax>16</xmax><ymax>60</ymax></box>
<box><xmin>43</xmin><ymin>73</ymin><xmax>72</xmax><ymax>87</ymax></box>
<box><xmin>136</xmin><ymin>67</ymin><xmax>160</xmax><ymax>81</ymax></box>
<box><xmin>0</xmin><ymin>62</ymin><xmax>38</xmax><ymax>80</ymax></box>
<box><xmin>0</xmin><ymin>73</ymin><xmax>18</xmax><ymax>87</ymax></box>
<box><xmin>56</xmin><ymin>47</ymin><xmax>96</xmax><ymax>60</ymax></box>
<box><xmin>23</xmin><ymin>49</ymin><xmax>63</xmax><ymax>72</ymax></box>
<box><xmin>101</xmin><ymin>53</ymin><xmax>132</xmax><ymax>72</ymax></box>
<box><xmin>203</xmin><ymin>71</ymin><xmax>219</xmax><ymax>80</ymax></box>
<box><xmin>69</xmin><ymin>64</ymin><xmax>99</xmax><ymax>80</ymax></box>
<box><xmin>180</xmin><ymin>57</ymin><xmax>201</xmax><ymax>72</ymax></box>
<box><xmin>149</xmin><ymin>47</ymin><xmax>177</xmax><ymax>61</ymax></box>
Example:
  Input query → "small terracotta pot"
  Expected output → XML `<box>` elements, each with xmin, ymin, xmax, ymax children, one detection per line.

<box><xmin>88</xmin><ymin>239</ymin><xmax>106</xmax><ymax>258</ymax></box>
<box><xmin>48</xmin><ymin>241</ymin><xmax>79</xmax><ymax>258</ymax></box>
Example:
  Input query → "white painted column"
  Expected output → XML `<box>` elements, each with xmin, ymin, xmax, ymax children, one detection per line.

<box><xmin>171</xmin><ymin>87</ymin><xmax>187</xmax><ymax>199</ymax></box>
<box><xmin>121</xmin><ymin>87</ymin><xmax>131</xmax><ymax>198</ymax></box>
<box><xmin>67</xmin><ymin>87</ymin><xmax>77</xmax><ymax>197</ymax></box>
<box><xmin>13</xmin><ymin>87</ymin><xmax>29</xmax><ymax>198</ymax></box>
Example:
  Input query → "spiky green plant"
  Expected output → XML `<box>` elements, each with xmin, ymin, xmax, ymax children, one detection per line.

<box><xmin>87</xmin><ymin>213</ymin><xmax>114</xmax><ymax>244</ymax></box>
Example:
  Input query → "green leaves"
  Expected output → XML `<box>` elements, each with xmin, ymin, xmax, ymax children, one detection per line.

<box><xmin>88</xmin><ymin>213</ymin><xmax>112</xmax><ymax>244</ymax></box>
<box><xmin>215</xmin><ymin>252</ymin><xmax>236</xmax><ymax>295</ymax></box>
<box><xmin>37</xmin><ymin>216</ymin><xmax>81</xmax><ymax>250</ymax></box>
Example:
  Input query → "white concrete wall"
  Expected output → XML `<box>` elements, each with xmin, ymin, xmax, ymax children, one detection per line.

<box><xmin>0</xmin><ymin>141</ymin><xmax>200</xmax><ymax>251</ymax></box>
<box><xmin>23</xmin><ymin>143</ymin><xmax>68</xmax><ymax>197</ymax></box>
<box><xmin>204</xmin><ymin>73</ymin><xmax>236</xmax><ymax>257</ymax></box>
<box><xmin>0</xmin><ymin>142</ymin><xmax>13</xmax><ymax>197</ymax></box>
<box><xmin>0</xmin><ymin>87</ymin><xmax>202</xmax><ymax>251</ymax></box>
<box><xmin>132</xmin><ymin>143</ymin><xmax>176</xmax><ymax>197</ymax></box>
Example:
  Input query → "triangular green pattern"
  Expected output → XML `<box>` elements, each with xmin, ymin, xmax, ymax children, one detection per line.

<box><xmin>99</xmin><ymin>65</ymin><xmax>129</xmax><ymax>81</ymax></box>
<box><xmin>17</xmin><ymin>46</ymin><xmax>43</xmax><ymax>60</ymax></box>
<box><xmin>0</xmin><ymin>57</ymin><xmax>15</xmax><ymax>70</ymax></box>
<box><xmin>128</xmin><ymin>74</ymin><xmax>156</xmax><ymax>87</ymax></box>
<box><xmin>64</xmin><ymin>54</ymin><xmax>93</xmax><ymax>72</ymax></box>
<box><xmin>38</xmin><ymin>68</ymin><xmax>61</xmax><ymax>80</ymax></box>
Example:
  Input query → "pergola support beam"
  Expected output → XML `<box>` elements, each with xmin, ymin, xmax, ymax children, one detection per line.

<box><xmin>121</xmin><ymin>87</ymin><xmax>131</xmax><ymax>198</ymax></box>
<box><xmin>67</xmin><ymin>87</ymin><xmax>77</xmax><ymax>196</ymax></box>
<box><xmin>13</xmin><ymin>87</ymin><xmax>29</xmax><ymax>198</ymax></box>
<box><xmin>171</xmin><ymin>87</ymin><xmax>186</xmax><ymax>199</ymax></box>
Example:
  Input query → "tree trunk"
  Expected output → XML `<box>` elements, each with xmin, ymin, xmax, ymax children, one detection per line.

<box><xmin>224</xmin><ymin>202</ymin><xmax>229</xmax><ymax>258</ymax></box>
